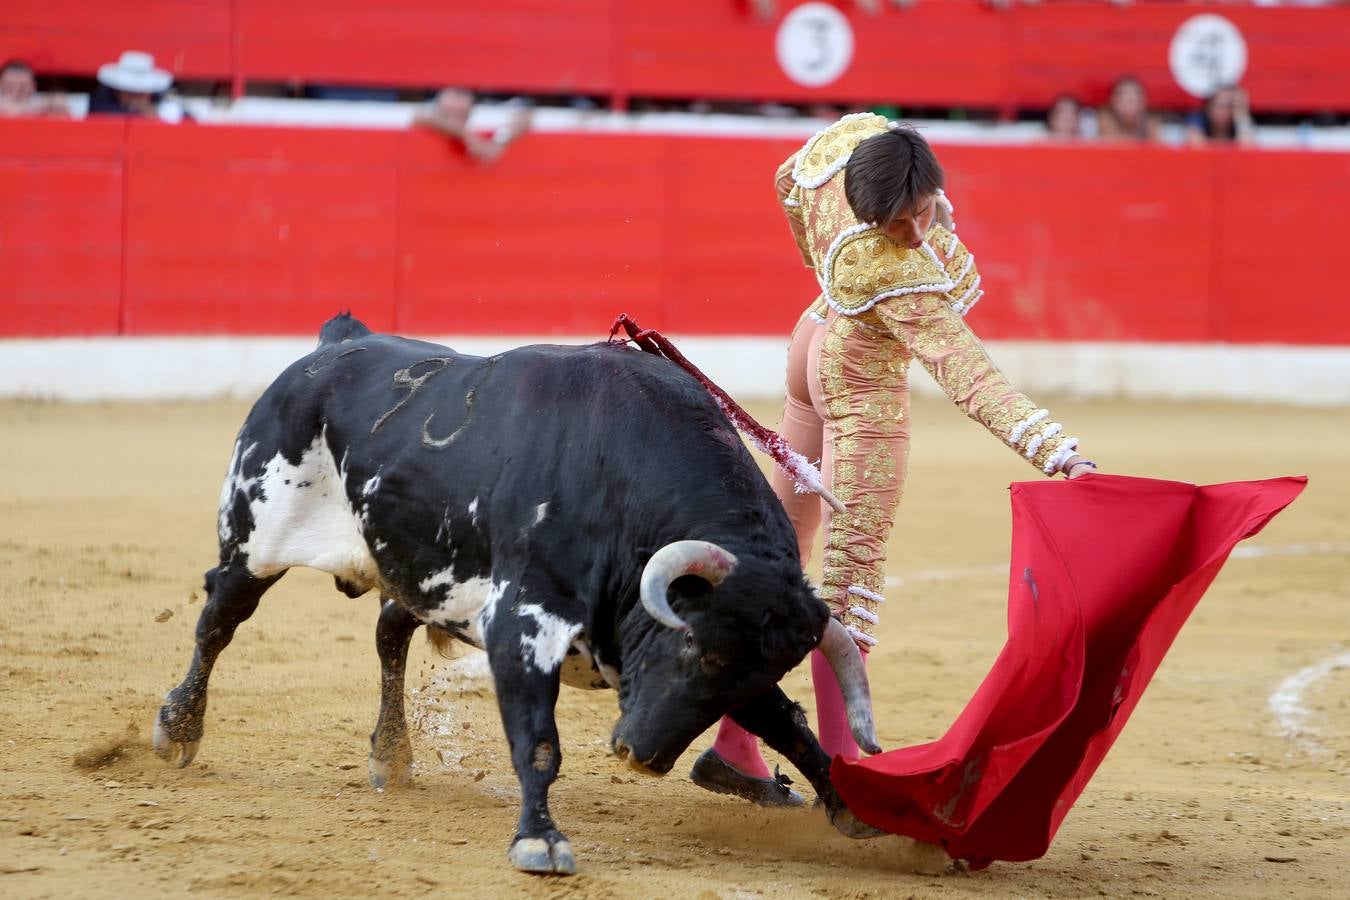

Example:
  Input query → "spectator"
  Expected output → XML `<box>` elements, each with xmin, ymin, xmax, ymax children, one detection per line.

<box><xmin>1185</xmin><ymin>85</ymin><xmax>1254</xmax><ymax>147</ymax></box>
<box><xmin>89</xmin><ymin>51</ymin><xmax>186</xmax><ymax>121</ymax></box>
<box><xmin>1097</xmin><ymin>75</ymin><xmax>1161</xmax><ymax>143</ymax></box>
<box><xmin>1046</xmin><ymin>94</ymin><xmax>1084</xmax><ymax>140</ymax></box>
<box><xmin>0</xmin><ymin>59</ymin><xmax>69</xmax><ymax>118</ymax></box>
<box><xmin>413</xmin><ymin>88</ymin><xmax>531</xmax><ymax>163</ymax></box>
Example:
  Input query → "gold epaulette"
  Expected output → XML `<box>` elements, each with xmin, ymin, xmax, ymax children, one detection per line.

<box><xmin>823</xmin><ymin>227</ymin><xmax>954</xmax><ymax>316</ymax></box>
<box><xmin>792</xmin><ymin>113</ymin><xmax>890</xmax><ymax>189</ymax></box>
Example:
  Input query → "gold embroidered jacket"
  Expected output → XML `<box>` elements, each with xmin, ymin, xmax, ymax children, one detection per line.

<box><xmin>775</xmin><ymin>114</ymin><xmax>1080</xmax><ymax>478</ymax></box>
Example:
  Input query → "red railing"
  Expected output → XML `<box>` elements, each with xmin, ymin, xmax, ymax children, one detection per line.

<box><xmin>2</xmin><ymin>2</ymin><xmax>1348</xmax><ymax>114</ymax></box>
<box><xmin>3</xmin><ymin>117</ymin><xmax>1346</xmax><ymax>345</ymax></box>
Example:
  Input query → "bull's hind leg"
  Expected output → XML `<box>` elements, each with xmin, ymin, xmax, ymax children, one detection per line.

<box><xmin>368</xmin><ymin>599</ymin><xmax>419</xmax><ymax>791</ymax></box>
<box><xmin>153</xmin><ymin>561</ymin><xmax>284</xmax><ymax>766</ymax></box>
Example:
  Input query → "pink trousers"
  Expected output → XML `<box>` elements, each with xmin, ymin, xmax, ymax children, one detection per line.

<box><xmin>713</xmin><ymin>311</ymin><xmax>910</xmax><ymax>771</ymax></box>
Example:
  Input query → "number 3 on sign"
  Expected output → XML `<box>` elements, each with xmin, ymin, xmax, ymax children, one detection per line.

<box><xmin>776</xmin><ymin>3</ymin><xmax>855</xmax><ymax>88</ymax></box>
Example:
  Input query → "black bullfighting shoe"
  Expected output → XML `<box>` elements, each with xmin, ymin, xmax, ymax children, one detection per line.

<box><xmin>689</xmin><ymin>748</ymin><xmax>805</xmax><ymax>808</ymax></box>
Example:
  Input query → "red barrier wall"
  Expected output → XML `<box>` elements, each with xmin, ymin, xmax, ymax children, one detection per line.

<box><xmin>0</xmin><ymin>119</ymin><xmax>125</xmax><ymax>337</ymax></box>
<box><xmin>2</xmin><ymin>2</ymin><xmax>1348</xmax><ymax>114</ymax></box>
<box><xmin>2</xmin><ymin>118</ymin><xmax>1347</xmax><ymax>345</ymax></box>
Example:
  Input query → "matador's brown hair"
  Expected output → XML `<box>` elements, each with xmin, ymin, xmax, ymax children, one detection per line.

<box><xmin>844</xmin><ymin>124</ymin><xmax>945</xmax><ymax>227</ymax></box>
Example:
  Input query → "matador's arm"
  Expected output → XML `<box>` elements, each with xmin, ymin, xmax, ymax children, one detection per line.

<box><xmin>872</xmin><ymin>294</ymin><xmax>1081</xmax><ymax>475</ymax></box>
<box><xmin>775</xmin><ymin>152</ymin><xmax>813</xmax><ymax>268</ymax></box>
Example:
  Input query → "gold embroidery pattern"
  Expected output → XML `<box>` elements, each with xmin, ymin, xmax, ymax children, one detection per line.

<box><xmin>826</xmin><ymin>230</ymin><xmax>952</xmax><ymax>315</ymax></box>
<box><xmin>871</xmin><ymin>291</ymin><xmax>1075</xmax><ymax>474</ymax></box>
<box><xmin>862</xmin><ymin>443</ymin><xmax>894</xmax><ymax>487</ymax></box>
<box><xmin>794</xmin><ymin>114</ymin><xmax>889</xmax><ymax>187</ymax></box>
<box><xmin>775</xmin><ymin>153</ymin><xmax>813</xmax><ymax>268</ymax></box>
<box><xmin>815</xmin><ymin>314</ymin><xmax>912</xmax><ymax>640</ymax></box>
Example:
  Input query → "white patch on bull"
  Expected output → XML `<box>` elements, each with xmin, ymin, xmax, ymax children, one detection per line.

<box><xmin>373</xmin><ymin>539</ymin><xmax>387</xmax><ymax>553</ymax></box>
<box><xmin>477</xmin><ymin>579</ymin><xmax>510</xmax><ymax>641</ymax></box>
<box><xmin>467</xmin><ymin>497</ymin><xmax>479</xmax><ymax>526</ymax></box>
<box><xmin>417</xmin><ymin>573</ymin><xmax>510</xmax><ymax>647</ymax></box>
<box><xmin>217</xmin><ymin>439</ymin><xmax>259</xmax><ymax>544</ymax></box>
<box><xmin>517</xmin><ymin>603</ymin><xmax>583</xmax><ymax>675</ymax></box>
<box><xmin>236</xmin><ymin>429</ymin><xmax>378</xmax><ymax>589</ymax></box>
<box><xmin>533</xmin><ymin>502</ymin><xmax>548</xmax><ymax>525</ymax></box>
<box><xmin>362</xmin><ymin>473</ymin><xmax>381</xmax><ymax>497</ymax></box>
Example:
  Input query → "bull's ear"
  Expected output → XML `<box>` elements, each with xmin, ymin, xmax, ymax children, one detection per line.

<box><xmin>666</xmin><ymin>573</ymin><xmax>715</xmax><ymax>612</ymax></box>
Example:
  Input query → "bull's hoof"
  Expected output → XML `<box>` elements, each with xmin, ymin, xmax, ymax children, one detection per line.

<box><xmin>508</xmin><ymin>835</ymin><xmax>576</xmax><ymax>875</ymax></box>
<box><xmin>368</xmin><ymin>752</ymin><xmax>413</xmax><ymax>792</ymax></box>
<box><xmin>368</xmin><ymin>729</ymin><xmax>414</xmax><ymax>792</ymax></box>
<box><xmin>152</xmin><ymin>712</ymin><xmax>199</xmax><ymax>766</ymax></box>
<box><xmin>689</xmin><ymin>748</ymin><xmax>805</xmax><ymax>808</ymax></box>
<box><xmin>826</xmin><ymin>804</ymin><xmax>886</xmax><ymax>839</ymax></box>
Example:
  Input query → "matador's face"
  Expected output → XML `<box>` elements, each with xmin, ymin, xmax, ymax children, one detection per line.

<box><xmin>881</xmin><ymin>193</ymin><xmax>937</xmax><ymax>250</ymax></box>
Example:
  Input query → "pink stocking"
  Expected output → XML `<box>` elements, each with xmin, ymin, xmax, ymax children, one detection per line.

<box><xmin>709</xmin><ymin>718</ymin><xmax>772</xmax><ymax>779</ymax></box>
<box><xmin>811</xmin><ymin>646</ymin><xmax>868</xmax><ymax>761</ymax></box>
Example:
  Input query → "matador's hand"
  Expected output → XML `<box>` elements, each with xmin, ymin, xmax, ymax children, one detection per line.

<box><xmin>1064</xmin><ymin>457</ymin><xmax>1098</xmax><ymax>479</ymax></box>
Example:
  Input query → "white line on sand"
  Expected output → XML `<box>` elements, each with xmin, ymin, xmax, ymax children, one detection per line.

<box><xmin>1269</xmin><ymin>649</ymin><xmax>1350</xmax><ymax>755</ymax></box>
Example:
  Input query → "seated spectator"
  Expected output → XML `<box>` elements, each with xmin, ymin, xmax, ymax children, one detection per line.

<box><xmin>413</xmin><ymin>88</ymin><xmax>531</xmax><ymax>164</ymax></box>
<box><xmin>1046</xmin><ymin>94</ymin><xmax>1084</xmax><ymax>140</ymax></box>
<box><xmin>1185</xmin><ymin>85</ymin><xmax>1254</xmax><ymax>147</ymax></box>
<box><xmin>1097</xmin><ymin>75</ymin><xmax>1161</xmax><ymax>143</ymax></box>
<box><xmin>0</xmin><ymin>59</ymin><xmax>69</xmax><ymax>118</ymax></box>
<box><xmin>89</xmin><ymin>51</ymin><xmax>187</xmax><ymax>121</ymax></box>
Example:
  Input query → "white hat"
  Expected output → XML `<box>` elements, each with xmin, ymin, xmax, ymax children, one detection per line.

<box><xmin>97</xmin><ymin>51</ymin><xmax>173</xmax><ymax>94</ymax></box>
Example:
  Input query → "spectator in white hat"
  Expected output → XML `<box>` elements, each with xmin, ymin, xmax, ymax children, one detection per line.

<box><xmin>90</xmin><ymin>51</ymin><xmax>184</xmax><ymax>121</ymax></box>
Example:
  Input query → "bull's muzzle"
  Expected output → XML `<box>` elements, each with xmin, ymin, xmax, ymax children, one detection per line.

<box><xmin>610</xmin><ymin>735</ymin><xmax>669</xmax><ymax>777</ymax></box>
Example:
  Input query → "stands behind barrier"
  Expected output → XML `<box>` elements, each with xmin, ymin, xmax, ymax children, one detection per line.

<box><xmin>3</xmin><ymin>118</ymin><xmax>1345</xmax><ymax>345</ymax></box>
<box><xmin>2</xmin><ymin>1</ymin><xmax>1349</xmax><ymax>114</ymax></box>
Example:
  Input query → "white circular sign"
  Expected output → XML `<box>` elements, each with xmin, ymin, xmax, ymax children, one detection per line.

<box><xmin>776</xmin><ymin>2</ymin><xmax>854</xmax><ymax>88</ymax></box>
<box><xmin>1168</xmin><ymin>14</ymin><xmax>1248</xmax><ymax>99</ymax></box>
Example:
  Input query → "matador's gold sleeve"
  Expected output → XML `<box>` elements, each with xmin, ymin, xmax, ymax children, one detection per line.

<box><xmin>775</xmin><ymin>152</ymin><xmax>812</xmax><ymax>268</ymax></box>
<box><xmin>871</xmin><ymin>293</ymin><xmax>1080</xmax><ymax>475</ymax></box>
<box><xmin>927</xmin><ymin>224</ymin><xmax>984</xmax><ymax>316</ymax></box>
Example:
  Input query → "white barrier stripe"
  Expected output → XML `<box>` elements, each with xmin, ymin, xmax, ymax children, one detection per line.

<box><xmin>8</xmin><ymin>338</ymin><xmax>1350</xmax><ymax>405</ymax></box>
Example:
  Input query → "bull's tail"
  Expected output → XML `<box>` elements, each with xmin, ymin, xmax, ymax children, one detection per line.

<box><xmin>317</xmin><ymin>311</ymin><xmax>372</xmax><ymax>347</ymax></box>
<box><xmin>425</xmin><ymin>624</ymin><xmax>461</xmax><ymax>659</ymax></box>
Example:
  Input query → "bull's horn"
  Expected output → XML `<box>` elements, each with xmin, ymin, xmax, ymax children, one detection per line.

<box><xmin>638</xmin><ymin>540</ymin><xmax>738</xmax><ymax>632</ymax></box>
<box><xmin>818</xmin><ymin>618</ymin><xmax>882</xmax><ymax>755</ymax></box>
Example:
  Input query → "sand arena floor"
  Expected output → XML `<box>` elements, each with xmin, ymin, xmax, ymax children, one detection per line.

<box><xmin>1</xmin><ymin>394</ymin><xmax>1347</xmax><ymax>898</ymax></box>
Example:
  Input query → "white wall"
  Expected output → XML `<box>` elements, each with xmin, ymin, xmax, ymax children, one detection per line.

<box><xmin>4</xmin><ymin>337</ymin><xmax>1348</xmax><ymax>406</ymax></box>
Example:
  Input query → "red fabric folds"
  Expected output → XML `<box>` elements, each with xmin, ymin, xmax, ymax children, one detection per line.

<box><xmin>831</xmin><ymin>474</ymin><xmax>1306</xmax><ymax>868</ymax></box>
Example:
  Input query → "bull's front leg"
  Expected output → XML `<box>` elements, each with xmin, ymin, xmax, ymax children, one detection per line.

<box><xmin>730</xmin><ymin>686</ymin><xmax>883</xmax><ymax>839</ymax></box>
<box><xmin>485</xmin><ymin>596</ymin><xmax>581</xmax><ymax>876</ymax></box>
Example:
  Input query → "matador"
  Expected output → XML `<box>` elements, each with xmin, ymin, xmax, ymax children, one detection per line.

<box><xmin>692</xmin><ymin>113</ymin><xmax>1096</xmax><ymax>807</ymax></box>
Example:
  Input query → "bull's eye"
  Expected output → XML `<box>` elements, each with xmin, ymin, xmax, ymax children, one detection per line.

<box><xmin>682</xmin><ymin>630</ymin><xmax>697</xmax><ymax>655</ymax></box>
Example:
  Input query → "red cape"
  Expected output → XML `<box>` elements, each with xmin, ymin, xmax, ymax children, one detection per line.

<box><xmin>832</xmin><ymin>474</ymin><xmax>1306</xmax><ymax>868</ymax></box>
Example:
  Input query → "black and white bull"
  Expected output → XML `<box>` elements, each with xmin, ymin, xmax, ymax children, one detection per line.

<box><xmin>154</xmin><ymin>314</ymin><xmax>880</xmax><ymax>875</ymax></box>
